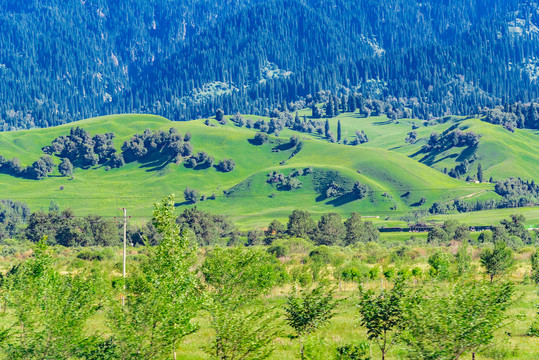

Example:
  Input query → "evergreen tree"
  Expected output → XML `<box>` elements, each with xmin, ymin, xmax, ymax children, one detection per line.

<box><xmin>325</xmin><ymin>98</ymin><xmax>334</xmax><ymax>118</ymax></box>
<box><xmin>477</xmin><ymin>163</ymin><xmax>484</xmax><ymax>183</ymax></box>
<box><xmin>480</xmin><ymin>241</ymin><xmax>515</xmax><ymax>283</ymax></box>
<box><xmin>337</xmin><ymin>119</ymin><xmax>342</xmax><ymax>142</ymax></box>
<box><xmin>324</xmin><ymin>119</ymin><xmax>330</xmax><ymax>138</ymax></box>
<box><xmin>348</xmin><ymin>94</ymin><xmax>356</xmax><ymax>112</ymax></box>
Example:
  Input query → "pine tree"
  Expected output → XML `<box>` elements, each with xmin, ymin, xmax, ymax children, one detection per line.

<box><xmin>477</xmin><ymin>163</ymin><xmax>484</xmax><ymax>183</ymax></box>
<box><xmin>337</xmin><ymin>119</ymin><xmax>342</xmax><ymax>142</ymax></box>
<box><xmin>348</xmin><ymin>94</ymin><xmax>356</xmax><ymax>112</ymax></box>
<box><xmin>325</xmin><ymin>98</ymin><xmax>334</xmax><ymax>117</ymax></box>
<box><xmin>324</xmin><ymin>119</ymin><xmax>330</xmax><ymax>138</ymax></box>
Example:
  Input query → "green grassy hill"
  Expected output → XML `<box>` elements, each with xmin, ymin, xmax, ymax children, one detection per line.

<box><xmin>2</xmin><ymin>111</ymin><xmax>538</xmax><ymax>228</ymax></box>
<box><xmin>1</xmin><ymin>114</ymin><xmax>509</xmax><ymax>227</ymax></box>
<box><xmin>310</xmin><ymin>111</ymin><xmax>539</xmax><ymax>180</ymax></box>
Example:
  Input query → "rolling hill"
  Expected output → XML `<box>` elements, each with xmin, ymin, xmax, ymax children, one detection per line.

<box><xmin>0</xmin><ymin>113</ymin><xmax>512</xmax><ymax>228</ymax></box>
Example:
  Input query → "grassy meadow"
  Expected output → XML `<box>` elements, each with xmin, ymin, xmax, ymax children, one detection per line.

<box><xmin>0</xmin><ymin>236</ymin><xmax>537</xmax><ymax>360</ymax></box>
<box><xmin>1</xmin><ymin>112</ymin><xmax>536</xmax><ymax>229</ymax></box>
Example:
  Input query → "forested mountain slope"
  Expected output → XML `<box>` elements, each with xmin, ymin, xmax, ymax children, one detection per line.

<box><xmin>1</xmin><ymin>0</ymin><xmax>539</xmax><ymax>129</ymax></box>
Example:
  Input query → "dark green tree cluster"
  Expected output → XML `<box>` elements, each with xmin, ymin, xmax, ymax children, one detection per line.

<box><xmin>427</xmin><ymin>220</ymin><xmax>470</xmax><ymax>245</ymax></box>
<box><xmin>176</xmin><ymin>206</ymin><xmax>235</xmax><ymax>246</ymax></box>
<box><xmin>423</xmin><ymin>129</ymin><xmax>481</xmax><ymax>152</ymax></box>
<box><xmin>215</xmin><ymin>158</ymin><xmax>236</xmax><ymax>172</ymax></box>
<box><xmin>484</xmin><ymin>103</ymin><xmax>539</xmax><ymax>131</ymax></box>
<box><xmin>0</xmin><ymin>199</ymin><xmax>30</xmax><ymax>240</ymax></box>
<box><xmin>24</xmin><ymin>209</ymin><xmax>120</xmax><ymax>246</ymax></box>
<box><xmin>0</xmin><ymin>154</ymin><xmax>55</xmax><ymax>180</ymax></box>
<box><xmin>284</xmin><ymin>210</ymin><xmax>378</xmax><ymax>246</ymax></box>
<box><xmin>495</xmin><ymin>177</ymin><xmax>538</xmax><ymax>207</ymax></box>
<box><xmin>43</xmin><ymin>127</ymin><xmax>118</xmax><ymax>168</ymax></box>
<box><xmin>348</xmin><ymin>130</ymin><xmax>369</xmax><ymax>145</ymax></box>
<box><xmin>266</xmin><ymin>170</ymin><xmax>306</xmax><ymax>190</ymax></box>
<box><xmin>122</xmin><ymin>127</ymin><xmax>190</xmax><ymax>164</ymax></box>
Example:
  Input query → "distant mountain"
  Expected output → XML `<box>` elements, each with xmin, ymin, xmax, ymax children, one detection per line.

<box><xmin>1</xmin><ymin>0</ymin><xmax>538</xmax><ymax>130</ymax></box>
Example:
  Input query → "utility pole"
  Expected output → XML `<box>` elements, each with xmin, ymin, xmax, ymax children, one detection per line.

<box><xmin>122</xmin><ymin>208</ymin><xmax>127</xmax><ymax>306</ymax></box>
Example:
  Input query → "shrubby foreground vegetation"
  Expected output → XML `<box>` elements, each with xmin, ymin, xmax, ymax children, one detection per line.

<box><xmin>0</xmin><ymin>195</ymin><xmax>537</xmax><ymax>359</ymax></box>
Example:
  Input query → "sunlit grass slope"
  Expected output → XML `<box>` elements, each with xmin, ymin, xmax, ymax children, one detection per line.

<box><xmin>0</xmin><ymin>114</ymin><xmax>500</xmax><ymax>226</ymax></box>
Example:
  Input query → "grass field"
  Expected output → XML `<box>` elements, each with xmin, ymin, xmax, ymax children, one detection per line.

<box><xmin>8</xmin><ymin>241</ymin><xmax>534</xmax><ymax>360</ymax></box>
<box><xmin>0</xmin><ymin>112</ymin><xmax>536</xmax><ymax>228</ymax></box>
<box><xmin>174</xmin><ymin>284</ymin><xmax>539</xmax><ymax>360</ymax></box>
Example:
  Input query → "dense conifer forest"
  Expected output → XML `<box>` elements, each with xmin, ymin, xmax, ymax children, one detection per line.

<box><xmin>2</xmin><ymin>0</ymin><xmax>539</xmax><ymax>130</ymax></box>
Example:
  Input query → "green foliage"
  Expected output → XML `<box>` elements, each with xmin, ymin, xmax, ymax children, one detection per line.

<box><xmin>480</xmin><ymin>241</ymin><xmax>516</xmax><ymax>282</ymax></box>
<box><xmin>500</xmin><ymin>214</ymin><xmax>531</xmax><ymax>244</ymax></box>
<box><xmin>529</xmin><ymin>316</ymin><xmax>539</xmax><ymax>337</ymax></box>
<box><xmin>404</xmin><ymin>281</ymin><xmax>515</xmax><ymax>359</ymax></box>
<box><xmin>357</xmin><ymin>278</ymin><xmax>407</xmax><ymax>360</ymax></box>
<box><xmin>428</xmin><ymin>251</ymin><xmax>453</xmax><ymax>280</ymax></box>
<box><xmin>336</xmin><ymin>342</ymin><xmax>371</xmax><ymax>360</ymax></box>
<box><xmin>201</xmin><ymin>247</ymin><xmax>284</xmax><ymax>360</ymax></box>
<box><xmin>0</xmin><ymin>199</ymin><xmax>30</xmax><ymax>240</ymax></box>
<box><xmin>287</xmin><ymin>210</ymin><xmax>316</xmax><ymax>239</ymax></box>
<box><xmin>284</xmin><ymin>285</ymin><xmax>338</xmax><ymax>358</ymax></box>
<box><xmin>0</xmin><ymin>238</ymin><xmax>106</xmax><ymax>359</ymax></box>
<box><xmin>268</xmin><ymin>244</ymin><xmax>289</xmax><ymax>258</ymax></box>
<box><xmin>264</xmin><ymin>219</ymin><xmax>286</xmax><ymax>245</ymax></box>
<box><xmin>315</xmin><ymin>212</ymin><xmax>345</xmax><ymax>246</ymax></box>
<box><xmin>339</xmin><ymin>262</ymin><xmax>370</xmax><ymax>283</ymax></box>
<box><xmin>454</xmin><ymin>242</ymin><xmax>473</xmax><ymax>277</ymax></box>
<box><xmin>76</xmin><ymin>248</ymin><xmax>115</xmax><ymax>261</ymax></box>
<box><xmin>108</xmin><ymin>194</ymin><xmax>201</xmax><ymax>359</ymax></box>
<box><xmin>344</xmin><ymin>212</ymin><xmax>379</xmax><ymax>245</ymax></box>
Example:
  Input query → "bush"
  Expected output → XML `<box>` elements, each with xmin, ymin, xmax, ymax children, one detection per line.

<box><xmin>528</xmin><ymin>317</ymin><xmax>539</xmax><ymax>337</ymax></box>
<box><xmin>336</xmin><ymin>342</ymin><xmax>371</xmax><ymax>360</ymax></box>
<box><xmin>268</xmin><ymin>244</ymin><xmax>288</xmax><ymax>258</ymax></box>
<box><xmin>339</xmin><ymin>263</ymin><xmax>369</xmax><ymax>283</ymax></box>
<box><xmin>309</xmin><ymin>246</ymin><xmax>340</xmax><ymax>265</ymax></box>
<box><xmin>216</xmin><ymin>158</ymin><xmax>236</xmax><ymax>172</ymax></box>
<box><xmin>76</xmin><ymin>248</ymin><xmax>114</xmax><ymax>261</ymax></box>
<box><xmin>77</xmin><ymin>249</ymin><xmax>104</xmax><ymax>261</ymax></box>
<box><xmin>253</xmin><ymin>132</ymin><xmax>269</xmax><ymax>145</ymax></box>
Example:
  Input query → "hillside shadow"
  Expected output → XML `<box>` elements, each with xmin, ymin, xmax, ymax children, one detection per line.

<box><xmin>137</xmin><ymin>151</ymin><xmax>173</xmax><ymax>172</ymax></box>
<box><xmin>456</xmin><ymin>145</ymin><xmax>478</xmax><ymax>162</ymax></box>
<box><xmin>174</xmin><ymin>201</ymin><xmax>190</xmax><ymax>207</ymax></box>
<box><xmin>418</xmin><ymin>147</ymin><xmax>447</xmax><ymax>165</ymax></box>
<box><xmin>273</xmin><ymin>142</ymin><xmax>295</xmax><ymax>151</ymax></box>
<box><xmin>193</xmin><ymin>162</ymin><xmax>213</xmax><ymax>170</ymax></box>
<box><xmin>409</xmin><ymin>148</ymin><xmax>426</xmax><ymax>158</ymax></box>
<box><xmin>389</xmin><ymin>145</ymin><xmax>404</xmax><ymax>151</ymax></box>
<box><xmin>140</xmin><ymin>157</ymin><xmax>172</xmax><ymax>172</ymax></box>
<box><xmin>326</xmin><ymin>192</ymin><xmax>357</xmax><ymax>207</ymax></box>
<box><xmin>247</xmin><ymin>138</ymin><xmax>262</xmax><ymax>145</ymax></box>
<box><xmin>431</xmin><ymin>153</ymin><xmax>458</xmax><ymax>165</ymax></box>
<box><xmin>373</xmin><ymin>120</ymin><xmax>393</xmax><ymax>126</ymax></box>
